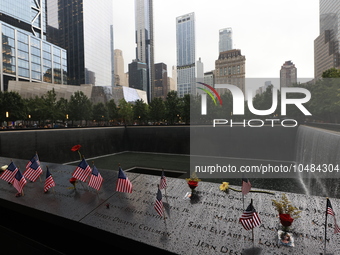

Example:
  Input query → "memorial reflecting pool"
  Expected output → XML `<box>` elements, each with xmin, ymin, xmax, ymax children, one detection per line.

<box><xmin>66</xmin><ymin>151</ymin><xmax>340</xmax><ymax>199</ymax></box>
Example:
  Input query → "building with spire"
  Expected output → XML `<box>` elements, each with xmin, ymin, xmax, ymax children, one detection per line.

<box><xmin>135</xmin><ymin>0</ymin><xmax>154</xmax><ymax>102</ymax></box>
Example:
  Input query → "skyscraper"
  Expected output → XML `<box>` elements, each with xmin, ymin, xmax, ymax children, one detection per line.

<box><xmin>0</xmin><ymin>0</ymin><xmax>67</xmax><ymax>91</ymax></box>
<box><xmin>114</xmin><ymin>49</ymin><xmax>128</xmax><ymax>87</ymax></box>
<box><xmin>135</xmin><ymin>0</ymin><xmax>154</xmax><ymax>102</ymax></box>
<box><xmin>46</xmin><ymin>0</ymin><xmax>114</xmax><ymax>86</ymax></box>
<box><xmin>154</xmin><ymin>62</ymin><xmax>168</xmax><ymax>99</ymax></box>
<box><xmin>215</xmin><ymin>49</ymin><xmax>246</xmax><ymax>93</ymax></box>
<box><xmin>176</xmin><ymin>12</ymin><xmax>196</xmax><ymax>98</ymax></box>
<box><xmin>219</xmin><ymin>28</ymin><xmax>233</xmax><ymax>53</ymax></box>
<box><xmin>314</xmin><ymin>0</ymin><xmax>340</xmax><ymax>79</ymax></box>
<box><xmin>280</xmin><ymin>60</ymin><xmax>297</xmax><ymax>88</ymax></box>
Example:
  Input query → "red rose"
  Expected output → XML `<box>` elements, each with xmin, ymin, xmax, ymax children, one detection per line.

<box><xmin>188</xmin><ymin>181</ymin><xmax>198</xmax><ymax>190</ymax></box>
<box><xmin>71</xmin><ymin>145</ymin><xmax>81</xmax><ymax>151</ymax></box>
<box><xmin>279</xmin><ymin>213</ymin><xmax>294</xmax><ymax>227</ymax></box>
<box><xmin>69</xmin><ymin>177</ymin><xmax>77</xmax><ymax>185</ymax></box>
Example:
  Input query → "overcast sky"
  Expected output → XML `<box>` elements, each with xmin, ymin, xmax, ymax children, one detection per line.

<box><xmin>112</xmin><ymin>0</ymin><xmax>319</xmax><ymax>79</ymax></box>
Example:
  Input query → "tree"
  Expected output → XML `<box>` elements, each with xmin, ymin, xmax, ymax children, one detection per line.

<box><xmin>165</xmin><ymin>91</ymin><xmax>180</xmax><ymax>124</ymax></box>
<box><xmin>133</xmin><ymin>99</ymin><xmax>148</xmax><ymax>124</ymax></box>
<box><xmin>107</xmin><ymin>99</ymin><xmax>118</xmax><ymax>123</ymax></box>
<box><xmin>42</xmin><ymin>89</ymin><xmax>59</xmax><ymax>125</ymax></box>
<box><xmin>179</xmin><ymin>94</ymin><xmax>190</xmax><ymax>124</ymax></box>
<box><xmin>118</xmin><ymin>98</ymin><xmax>133</xmax><ymax>125</ymax></box>
<box><xmin>322</xmin><ymin>68</ymin><xmax>340</xmax><ymax>78</ymax></box>
<box><xmin>68</xmin><ymin>91</ymin><xmax>92</xmax><ymax>126</ymax></box>
<box><xmin>149</xmin><ymin>97</ymin><xmax>165</xmax><ymax>123</ymax></box>
<box><xmin>0</xmin><ymin>91</ymin><xmax>25</xmax><ymax>124</ymax></box>
<box><xmin>93</xmin><ymin>102</ymin><xmax>109</xmax><ymax>125</ymax></box>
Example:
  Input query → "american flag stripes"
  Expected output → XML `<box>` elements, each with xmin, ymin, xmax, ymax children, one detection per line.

<box><xmin>241</xmin><ymin>177</ymin><xmax>251</xmax><ymax>195</ymax></box>
<box><xmin>116</xmin><ymin>167</ymin><xmax>132</xmax><ymax>193</ymax></box>
<box><xmin>13</xmin><ymin>169</ymin><xmax>27</xmax><ymax>194</ymax></box>
<box><xmin>26</xmin><ymin>153</ymin><xmax>40</xmax><ymax>170</ymax></box>
<box><xmin>72</xmin><ymin>158</ymin><xmax>91</xmax><ymax>182</ymax></box>
<box><xmin>44</xmin><ymin>167</ymin><xmax>56</xmax><ymax>193</ymax></box>
<box><xmin>88</xmin><ymin>165</ymin><xmax>103</xmax><ymax>191</ymax></box>
<box><xmin>159</xmin><ymin>170</ymin><xmax>167</xmax><ymax>190</ymax></box>
<box><xmin>154</xmin><ymin>188</ymin><xmax>164</xmax><ymax>216</ymax></box>
<box><xmin>239</xmin><ymin>200</ymin><xmax>261</xmax><ymax>230</ymax></box>
<box><xmin>0</xmin><ymin>162</ymin><xmax>18</xmax><ymax>183</ymax></box>
<box><xmin>326</xmin><ymin>198</ymin><xmax>340</xmax><ymax>234</ymax></box>
<box><xmin>24</xmin><ymin>159</ymin><xmax>42</xmax><ymax>182</ymax></box>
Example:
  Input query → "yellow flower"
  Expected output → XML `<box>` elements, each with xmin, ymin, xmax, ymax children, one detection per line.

<box><xmin>1</xmin><ymin>165</ymin><xmax>8</xmax><ymax>171</ymax></box>
<box><xmin>220</xmin><ymin>182</ymin><xmax>229</xmax><ymax>191</ymax></box>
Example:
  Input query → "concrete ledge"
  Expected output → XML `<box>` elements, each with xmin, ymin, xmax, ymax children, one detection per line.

<box><xmin>0</xmin><ymin>157</ymin><xmax>338</xmax><ymax>254</ymax></box>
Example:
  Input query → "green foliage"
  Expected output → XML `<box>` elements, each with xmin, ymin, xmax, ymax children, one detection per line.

<box><xmin>149</xmin><ymin>97</ymin><xmax>165</xmax><ymax>122</ymax></box>
<box><xmin>0</xmin><ymin>91</ymin><xmax>25</xmax><ymax>122</ymax></box>
<box><xmin>165</xmin><ymin>91</ymin><xmax>180</xmax><ymax>124</ymax></box>
<box><xmin>118</xmin><ymin>98</ymin><xmax>133</xmax><ymax>125</ymax></box>
<box><xmin>133</xmin><ymin>99</ymin><xmax>149</xmax><ymax>124</ymax></box>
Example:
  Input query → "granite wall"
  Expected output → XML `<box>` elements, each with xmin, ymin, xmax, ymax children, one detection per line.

<box><xmin>0</xmin><ymin>126</ymin><xmax>298</xmax><ymax>164</ymax></box>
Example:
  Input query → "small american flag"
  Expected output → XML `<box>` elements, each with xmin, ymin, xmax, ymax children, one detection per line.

<box><xmin>116</xmin><ymin>167</ymin><xmax>132</xmax><ymax>193</ymax></box>
<box><xmin>241</xmin><ymin>177</ymin><xmax>251</xmax><ymax>195</ymax></box>
<box><xmin>13</xmin><ymin>169</ymin><xmax>27</xmax><ymax>194</ymax></box>
<box><xmin>154</xmin><ymin>188</ymin><xmax>164</xmax><ymax>216</ymax></box>
<box><xmin>44</xmin><ymin>167</ymin><xmax>56</xmax><ymax>192</ymax></box>
<box><xmin>159</xmin><ymin>170</ymin><xmax>167</xmax><ymax>190</ymax></box>
<box><xmin>239</xmin><ymin>200</ymin><xmax>261</xmax><ymax>230</ymax></box>
<box><xmin>88</xmin><ymin>165</ymin><xmax>103</xmax><ymax>191</ymax></box>
<box><xmin>26</xmin><ymin>153</ymin><xmax>40</xmax><ymax>170</ymax></box>
<box><xmin>0</xmin><ymin>162</ymin><xmax>18</xmax><ymax>183</ymax></box>
<box><xmin>24</xmin><ymin>159</ymin><xmax>42</xmax><ymax>182</ymax></box>
<box><xmin>72</xmin><ymin>158</ymin><xmax>91</xmax><ymax>182</ymax></box>
<box><xmin>327</xmin><ymin>198</ymin><xmax>340</xmax><ymax>234</ymax></box>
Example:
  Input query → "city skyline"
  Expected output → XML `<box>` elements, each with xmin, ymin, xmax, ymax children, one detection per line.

<box><xmin>113</xmin><ymin>0</ymin><xmax>319</xmax><ymax>79</ymax></box>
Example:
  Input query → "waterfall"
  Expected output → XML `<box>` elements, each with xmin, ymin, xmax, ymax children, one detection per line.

<box><xmin>295</xmin><ymin>125</ymin><xmax>340</xmax><ymax>198</ymax></box>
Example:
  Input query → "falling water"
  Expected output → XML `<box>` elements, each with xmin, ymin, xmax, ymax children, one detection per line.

<box><xmin>295</xmin><ymin>125</ymin><xmax>340</xmax><ymax>198</ymax></box>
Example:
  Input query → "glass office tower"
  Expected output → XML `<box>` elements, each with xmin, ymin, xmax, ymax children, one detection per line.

<box><xmin>176</xmin><ymin>12</ymin><xmax>196</xmax><ymax>97</ymax></box>
<box><xmin>0</xmin><ymin>0</ymin><xmax>67</xmax><ymax>91</ymax></box>
<box><xmin>314</xmin><ymin>0</ymin><xmax>340</xmax><ymax>79</ymax></box>
<box><xmin>135</xmin><ymin>0</ymin><xmax>154</xmax><ymax>102</ymax></box>
<box><xmin>219</xmin><ymin>28</ymin><xmax>233</xmax><ymax>53</ymax></box>
<box><xmin>47</xmin><ymin>0</ymin><xmax>114</xmax><ymax>86</ymax></box>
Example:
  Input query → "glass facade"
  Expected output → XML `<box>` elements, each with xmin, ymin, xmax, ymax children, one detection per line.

<box><xmin>135</xmin><ymin>0</ymin><xmax>154</xmax><ymax>101</ymax></box>
<box><xmin>176</xmin><ymin>12</ymin><xmax>196</xmax><ymax>97</ymax></box>
<box><xmin>0</xmin><ymin>0</ymin><xmax>46</xmax><ymax>39</ymax></box>
<box><xmin>0</xmin><ymin>22</ymin><xmax>67</xmax><ymax>91</ymax></box>
<box><xmin>47</xmin><ymin>0</ymin><xmax>114</xmax><ymax>86</ymax></box>
<box><xmin>219</xmin><ymin>28</ymin><xmax>233</xmax><ymax>53</ymax></box>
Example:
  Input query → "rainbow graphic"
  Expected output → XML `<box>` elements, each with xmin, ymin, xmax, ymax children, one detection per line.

<box><xmin>197</xmin><ymin>82</ymin><xmax>223</xmax><ymax>106</ymax></box>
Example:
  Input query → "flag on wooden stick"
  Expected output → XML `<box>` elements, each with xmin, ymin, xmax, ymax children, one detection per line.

<box><xmin>13</xmin><ymin>169</ymin><xmax>27</xmax><ymax>195</ymax></box>
<box><xmin>0</xmin><ymin>161</ymin><xmax>18</xmax><ymax>183</ymax></box>
<box><xmin>326</xmin><ymin>198</ymin><xmax>340</xmax><ymax>234</ymax></box>
<box><xmin>239</xmin><ymin>199</ymin><xmax>261</xmax><ymax>230</ymax></box>
<box><xmin>88</xmin><ymin>165</ymin><xmax>103</xmax><ymax>191</ymax></box>
<box><xmin>116</xmin><ymin>166</ymin><xmax>132</xmax><ymax>193</ymax></box>
<box><xmin>24</xmin><ymin>159</ymin><xmax>42</xmax><ymax>182</ymax></box>
<box><xmin>26</xmin><ymin>153</ymin><xmax>40</xmax><ymax>170</ymax></box>
<box><xmin>241</xmin><ymin>177</ymin><xmax>251</xmax><ymax>195</ymax></box>
<box><xmin>44</xmin><ymin>167</ymin><xmax>56</xmax><ymax>193</ymax></box>
<box><xmin>72</xmin><ymin>158</ymin><xmax>91</xmax><ymax>182</ymax></box>
<box><xmin>159</xmin><ymin>170</ymin><xmax>167</xmax><ymax>190</ymax></box>
<box><xmin>154</xmin><ymin>187</ymin><xmax>164</xmax><ymax>217</ymax></box>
